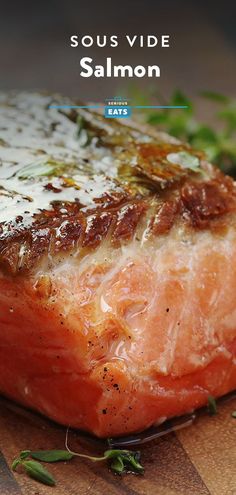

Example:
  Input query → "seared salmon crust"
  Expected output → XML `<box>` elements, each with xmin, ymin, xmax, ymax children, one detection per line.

<box><xmin>0</xmin><ymin>92</ymin><xmax>236</xmax><ymax>437</ymax></box>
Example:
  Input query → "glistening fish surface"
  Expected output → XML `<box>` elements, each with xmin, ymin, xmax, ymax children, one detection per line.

<box><xmin>0</xmin><ymin>92</ymin><xmax>236</xmax><ymax>437</ymax></box>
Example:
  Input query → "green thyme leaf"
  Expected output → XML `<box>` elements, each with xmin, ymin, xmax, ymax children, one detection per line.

<box><xmin>168</xmin><ymin>117</ymin><xmax>194</xmax><ymax>139</ymax></box>
<box><xmin>110</xmin><ymin>456</ymin><xmax>125</xmax><ymax>474</ymax></box>
<box><xmin>170</xmin><ymin>90</ymin><xmax>192</xmax><ymax>112</ymax></box>
<box><xmin>30</xmin><ymin>449</ymin><xmax>73</xmax><ymax>462</ymax></box>
<box><xmin>22</xmin><ymin>460</ymin><xmax>56</xmax><ymax>486</ymax></box>
<box><xmin>191</xmin><ymin>125</ymin><xmax>218</xmax><ymax>144</ymax></box>
<box><xmin>200</xmin><ymin>91</ymin><xmax>229</xmax><ymax>104</ymax></box>
<box><xmin>77</xmin><ymin>115</ymin><xmax>93</xmax><ymax>147</ymax></box>
<box><xmin>218</xmin><ymin>107</ymin><xmax>236</xmax><ymax>133</ymax></box>
<box><xmin>104</xmin><ymin>449</ymin><xmax>144</xmax><ymax>474</ymax></box>
<box><xmin>125</xmin><ymin>452</ymin><xmax>144</xmax><ymax>473</ymax></box>
<box><xmin>12</xmin><ymin>455</ymin><xmax>56</xmax><ymax>487</ymax></box>
<box><xmin>19</xmin><ymin>450</ymin><xmax>31</xmax><ymax>460</ymax></box>
<box><xmin>147</xmin><ymin>112</ymin><xmax>169</xmax><ymax>125</ymax></box>
<box><xmin>17</xmin><ymin>159</ymin><xmax>66</xmax><ymax>179</ymax></box>
<box><xmin>166</xmin><ymin>151</ymin><xmax>200</xmax><ymax>172</ymax></box>
<box><xmin>11</xmin><ymin>459</ymin><xmax>21</xmax><ymax>471</ymax></box>
<box><xmin>104</xmin><ymin>449</ymin><xmax>132</xmax><ymax>461</ymax></box>
<box><xmin>208</xmin><ymin>395</ymin><xmax>217</xmax><ymax>416</ymax></box>
<box><xmin>231</xmin><ymin>411</ymin><xmax>236</xmax><ymax>418</ymax></box>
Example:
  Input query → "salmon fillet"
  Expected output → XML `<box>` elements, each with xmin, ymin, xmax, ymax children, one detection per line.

<box><xmin>0</xmin><ymin>92</ymin><xmax>236</xmax><ymax>437</ymax></box>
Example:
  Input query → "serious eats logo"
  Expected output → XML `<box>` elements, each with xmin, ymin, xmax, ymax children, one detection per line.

<box><xmin>104</xmin><ymin>97</ymin><xmax>131</xmax><ymax>118</ymax></box>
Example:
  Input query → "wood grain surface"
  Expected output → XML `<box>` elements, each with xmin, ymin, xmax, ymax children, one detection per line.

<box><xmin>0</xmin><ymin>396</ymin><xmax>235</xmax><ymax>495</ymax></box>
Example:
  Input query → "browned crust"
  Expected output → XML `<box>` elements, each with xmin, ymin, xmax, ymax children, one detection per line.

<box><xmin>181</xmin><ymin>174</ymin><xmax>236</xmax><ymax>228</ymax></box>
<box><xmin>1</xmin><ymin>104</ymin><xmax>236</xmax><ymax>275</ymax></box>
<box><xmin>1</xmin><ymin>168</ymin><xmax>235</xmax><ymax>276</ymax></box>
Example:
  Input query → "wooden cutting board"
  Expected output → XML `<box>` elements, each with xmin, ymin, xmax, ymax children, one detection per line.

<box><xmin>0</xmin><ymin>396</ymin><xmax>235</xmax><ymax>495</ymax></box>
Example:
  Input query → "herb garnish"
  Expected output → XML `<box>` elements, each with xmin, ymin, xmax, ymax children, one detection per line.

<box><xmin>207</xmin><ymin>395</ymin><xmax>217</xmax><ymax>416</ymax></box>
<box><xmin>16</xmin><ymin>159</ymin><xmax>66</xmax><ymax>179</ymax></box>
<box><xmin>12</xmin><ymin>453</ymin><xmax>56</xmax><ymax>487</ymax></box>
<box><xmin>126</xmin><ymin>86</ymin><xmax>236</xmax><ymax>177</ymax></box>
<box><xmin>64</xmin><ymin>429</ymin><xmax>144</xmax><ymax>475</ymax></box>
<box><xmin>30</xmin><ymin>449</ymin><xmax>74</xmax><ymax>462</ymax></box>
<box><xmin>77</xmin><ymin>115</ymin><xmax>94</xmax><ymax>147</ymax></box>
<box><xmin>11</xmin><ymin>431</ymin><xmax>144</xmax><ymax>487</ymax></box>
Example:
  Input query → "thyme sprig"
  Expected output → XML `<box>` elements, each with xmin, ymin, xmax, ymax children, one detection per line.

<box><xmin>11</xmin><ymin>429</ymin><xmax>144</xmax><ymax>487</ymax></box>
<box><xmin>64</xmin><ymin>428</ymin><xmax>144</xmax><ymax>475</ymax></box>
<box><xmin>207</xmin><ymin>395</ymin><xmax>217</xmax><ymax>416</ymax></box>
<box><xmin>12</xmin><ymin>452</ymin><xmax>56</xmax><ymax>486</ymax></box>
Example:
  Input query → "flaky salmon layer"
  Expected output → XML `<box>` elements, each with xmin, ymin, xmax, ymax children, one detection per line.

<box><xmin>0</xmin><ymin>93</ymin><xmax>236</xmax><ymax>436</ymax></box>
<box><xmin>0</xmin><ymin>221</ymin><xmax>236</xmax><ymax>437</ymax></box>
